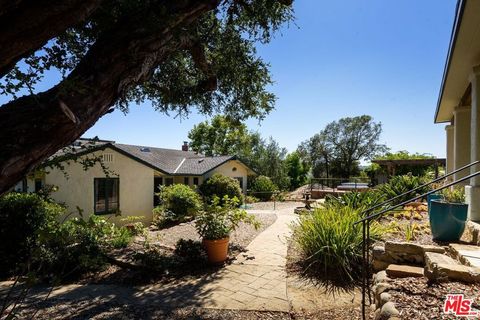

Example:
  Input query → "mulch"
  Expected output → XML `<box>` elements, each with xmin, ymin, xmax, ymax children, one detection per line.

<box><xmin>387</xmin><ymin>277</ymin><xmax>480</xmax><ymax>319</ymax></box>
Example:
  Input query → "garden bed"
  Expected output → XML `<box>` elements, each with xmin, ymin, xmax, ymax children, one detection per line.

<box><xmin>387</xmin><ymin>277</ymin><xmax>480</xmax><ymax>319</ymax></box>
<box><xmin>77</xmin><ymin>211</ymin><xmax>277</xmax><ymax>285</ymax></box>
<box><xmin>246</xmin><ymin>201</ymin><xmax>304</xmax><ymax>211</ymax></box>
<box><xmin>378</xmin><ymin>203</ymin><xmax>439</xmax><ymax>246</ymax></box>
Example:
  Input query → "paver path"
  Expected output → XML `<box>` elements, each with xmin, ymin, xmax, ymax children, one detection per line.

<box><xmin>200</xmin><ymin>207</ymin><xmax>297</xmax><ymax>311</ymax></box>
<box><xmin>0</xmin><ymin>206</ymin><xmax>299</xmax><ymax>314</ymax></box>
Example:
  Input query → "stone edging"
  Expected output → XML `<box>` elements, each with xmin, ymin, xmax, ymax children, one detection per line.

<box><xmin>371</xmin><ymin>270</ymin><xmax>401</xmax><ymax>320</ymax></box>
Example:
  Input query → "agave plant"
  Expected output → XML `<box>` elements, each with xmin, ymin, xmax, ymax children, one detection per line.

<box><xmin>377</xmin><ymin>175</ymin><xmax>430</xmax><ymax>205</ymax></box>
<box><xmin>324</xmin><ymin>189</ymin><xmax>386</xmax><ymax>214</ymax></box>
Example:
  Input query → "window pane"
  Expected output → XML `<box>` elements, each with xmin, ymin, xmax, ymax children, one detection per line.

<box><xmin>193</xmin><ymin>177</ymin><xmax>199</xmax><ymax>186</ymax></box>
<box><xmin>184</xmin><ymin>177</ymin><xmax>189</xmax><ymax>185</ymax></box>
<box><xmin>106</xmin><ymin>179</ymin><xmax>119</xmax><ymax>211</ymax></box>
<box><xmin>34</xmin><ymin>179</ymin><xmax>43</xmax><ymax>192</ymax></box>
<box><xmin>95</xmin><ymin>179</ymin><xmax>106</xmax><ymax>213</ymax></box>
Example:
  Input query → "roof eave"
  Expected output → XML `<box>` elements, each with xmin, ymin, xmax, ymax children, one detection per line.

<box><xmin>435</xmin><ymin>0</ymin><xmax>466</xmax><ymax>124</ymax></box>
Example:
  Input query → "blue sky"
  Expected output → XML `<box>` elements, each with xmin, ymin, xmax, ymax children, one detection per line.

<box><xmin>4</xmin><ymin>0</ymin><xmax>458</xmax><ymax>158</ymax></box>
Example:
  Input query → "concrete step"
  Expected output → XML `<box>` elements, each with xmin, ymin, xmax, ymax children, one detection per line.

<box><xmin>449</xmin><ymin>243</ymin><xmax>480</xmax><ymax>268</ymax></box>
<box><xmin>385</xmin><ymin>264</ymin><xmax>424</xmax><ymax>278</ymax></box>
<box><xmin>424</xmin><ymin>251</ymin><xmax>480</xmax><ymax>283</ymax></box>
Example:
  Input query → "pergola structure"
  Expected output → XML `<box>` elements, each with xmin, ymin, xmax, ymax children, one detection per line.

<box><xmin>372</xmin><ymin>158</ymin><xmax>446</xmax><ymax>178</ymax></box>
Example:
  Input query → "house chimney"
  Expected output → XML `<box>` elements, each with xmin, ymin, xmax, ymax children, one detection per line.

<box><xmin>182</xmin><ymin>141</ymin><xmax>189</xmax><ymax>151</ymax></box>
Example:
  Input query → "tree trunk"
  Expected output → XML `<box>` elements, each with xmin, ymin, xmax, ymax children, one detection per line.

<box><xmin>0</xmin><ymin>0</ymin><xmax>220</xmax><ymax>195</ymax></box>
<box><xmin>0</xmin><ymin>0</ymin><xmax>104</xmax><ymax>77</ymax></box>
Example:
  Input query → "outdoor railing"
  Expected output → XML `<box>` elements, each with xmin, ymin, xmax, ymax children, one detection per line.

<box><xmin>309</xmin><ymin>176</ymin><xmax>371</xmax><ymax>192</ymax></box>
<box><xmin>244</xmin><ymin>190</ymin><xmax>282</xmax><ymax>210</ymax></box>
<box><xmin>353</xmin><ymin>160</ymin><xmax>480</xmax><ymax>320</ymax></box>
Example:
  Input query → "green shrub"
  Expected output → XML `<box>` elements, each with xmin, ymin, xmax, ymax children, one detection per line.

<box><xmin>110</xmin><ymin>227</ymin><xmax>133</xmax><ymax>249</ymax></box>
<box><xmin>39</xmin><ymin>215</ymin><xmax>111</xmax><ymax>277</ymax></box>
<box><xmin>293</xmin><ymin>206</ymin><xmax>385</xmax><ymax>286</ymax></box>
<box><xmin>244</xmin><ymin>195</ymin><xmax>259</xmax><ymax>204</ymax></box>
<box><xmin>195</xmin><ymin>196</ymin><xmax>259</xmax><ymax>240</ymax></box>
<box><xmin>0</xmin><ymin>192</ymin><xmax>65</xmax><ymax>276</ymax></box>
<box><xmin>153</xmin><ymin>184</ymin><xmax>202</xmax><ymax>226</ymax></box>
<box><xmin>325</xmin><ymin>190</ymin><xmax>386</xmax><ymax>212</ymax></box>
<box><xmin>174</xmin><ymin>239</ymin><xmax>207</xmax><ymax>263</ymax></box>
<box><xmin>199</xmin><ymin>174</ymin><xmax>243</xmax><ymax>204</ymax></box>
<box><xmin>441</xmin><ymin>186</ymin><xmax>465</xmax><ymax>203</ymax></box>
<box><xmin>250</xmin><ymin>175</ymin><xmax>277</xmax><ymax>201</ymax></box>
<box><xmin>0</xmin><ymin>192</ymin><xmax>135</xmax><ymax>280</ymax></box>
<box><xmin>377</xmin><ymin>175</ymin><xmax>429</xmax><ymax>205</ymax></box>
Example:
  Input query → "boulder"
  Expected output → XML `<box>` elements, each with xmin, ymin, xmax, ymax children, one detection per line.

<box><xmin>379</xmin><ymin>292</ymin><xmax>392</xmax><ymax>306</ymax></box>
<box><xmin>385</xmin><ymin>242</ymin><xmax>423</xmax><ymax>255</ymax></box>
<box><xmin>374</xmin><ymin>283</ymin><xmax>393</xmax><ymax>307</ymax></box>
<box><xmin>386</xmin><ymin>264</ymin><xmax>424</xmax><ymax>278</ymax></box>
<box><xmin>436</xmin><ymin>263</ymin><xmax>480</xmax><ymax>283</ymax></box>
<box><xmin>465</xmin><ymin>221</ymin><xmax>480</xmax><ymax>245</ymax></box>
<box><xmin>373</xmin><ymin>259</ymin><xmax>390</xmax><ymax>272</ymax></box>
<box><xmin>449</xmin><ymin>243</ymin><xmax>480</xmax><ymax>268</ymax></box>
<box><xmin>373</xmin><ymin>270</ymin><xmax>389</xmax><ymax>284</ymax></box>
<box><xmin>378</xmin><ymin>242</ymin><xmax>445</xmax><ymax>266</ymax></box>
<box><xmin>424</xmin><ymin>251</ymin><xmax>480</xmax><ymax>283</ymax></box>
<box><xmin>374</xmin><ymin>302</ymin><xmax>399</xmax><ymax>320</ymax></box>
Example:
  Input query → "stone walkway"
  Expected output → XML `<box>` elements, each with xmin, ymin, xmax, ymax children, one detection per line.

<box><xmin>0</xmin><ymin>207</ymin><xmax>299</xmax><ymax>314</ymax></box>
<box><xmin>200</xmin><ymin>208</ymin><xmax>297</xmax><ymax>311</ymax></box>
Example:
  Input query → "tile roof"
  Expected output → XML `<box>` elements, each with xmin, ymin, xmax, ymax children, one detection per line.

<box><xmin>59</xmin><ymin>138</ymin><xmax>239</xmax><ymax>176</ymax></box>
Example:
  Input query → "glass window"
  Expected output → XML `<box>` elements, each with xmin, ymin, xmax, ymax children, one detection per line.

<box><xmin>165</xmin><ymin>178</ymin><xmax>174</xmax><ymax>186</ymax></box>
<box><xmin>193</xmin><ymin>177</ymin><xmax>199</xmax><ymax>186</ymax></box>
<box><xmin>94</xmin><ymin>178</ymin><xmax>119</xmax><ymax>214</ymax></box>
<box><xmin>34</xmin><ymin>179</ymin><xmax>43</xmax><ymax>192</ymax></box>
<box><xmin>184</xmin><ymin>177</ymin><xmax>189</xmax><ymax>185</ymax></box>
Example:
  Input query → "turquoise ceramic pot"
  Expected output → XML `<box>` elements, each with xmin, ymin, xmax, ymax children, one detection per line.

<box><xmin>427</xmin><ymin>194</ymin><xmax>443</xmax><ymax>214</ymax></box>
<box><xmin>429</xmin><ymin>200</ymin><xmax>468</xmax><ymax>242</ymax></box>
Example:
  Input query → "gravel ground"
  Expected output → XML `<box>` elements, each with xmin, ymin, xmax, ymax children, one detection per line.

<box><xmin>10</xmin><ymin>298</ymin><xmax>364</xmax><ymax>320</ymax></box>
<box><xmin>378</xmin><ymin>204</ymin><xmax>439</xmax><ymax>245</ymax></box>
<box><xmin>152</xmin><ymin>211</ymin><xmax>277</xmax><ymax>249</ymax></box>
<box><xmin>246</xmin><ymin>201</ymin><xmax>304</xmax><ymax>211</ymax></box>
<box><xmin>387</xmin><ymin>277</ymin><xmax>480</xmax><ymax>319</ymax></box>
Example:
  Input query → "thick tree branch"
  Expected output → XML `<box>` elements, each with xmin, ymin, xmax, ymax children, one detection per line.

<box><xmin>0</xmin><ymin>0</ymin><xmax>103</xmax><ymax>77</ymax></box>
<box><xmin>188</xmin><ymin>43</ymin><xmax>218</xmax><ymax>91</ymax></box>
<box><xmin>0</xmin><ymin>0</ymin><xmax>221</xmax><ymax>194</ymax></box>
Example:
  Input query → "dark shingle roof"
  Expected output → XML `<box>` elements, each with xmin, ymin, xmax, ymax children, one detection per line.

<box><xmin>63</xmin><ymin>138</ymin><xmax>240</xmax><ymax>175</ymax></box>
<box><xmin>174</xmin><ymin>156</ymin><xmax>234</xmax><ymax>175</ymax></box>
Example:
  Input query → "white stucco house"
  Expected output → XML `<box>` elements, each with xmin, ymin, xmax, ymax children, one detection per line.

<box><xmin>14</xmin><ymin>138</ymin><xmax>255</xmax><ymax>224</ymax></box>
<box><xmin>435</xmin><ymin>0</ymin><xmax>480</xmax><ymax>221</ymax></box>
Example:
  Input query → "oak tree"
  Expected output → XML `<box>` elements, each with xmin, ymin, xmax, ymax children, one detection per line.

<box><xmin>0</xmin><ymin>0</ymin><xmax>293</xmax><ymax>194</ymax></box>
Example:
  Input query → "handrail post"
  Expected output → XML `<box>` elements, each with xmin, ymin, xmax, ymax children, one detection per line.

<box><xmin>361</xmin><ymin>220</ymin><xmax>366</xmax><ymax>320</ymax></box>
<box><xmin>366</xmin><ymin>219</ymin><xmax>371</xmax><ymax>304</ymax></box>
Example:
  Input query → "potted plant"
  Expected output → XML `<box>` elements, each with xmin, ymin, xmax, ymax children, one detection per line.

<box><xmin>429</xmin><ymin>187</ymin><xmax>468</xmax><ymax>242</ymax></box>
<box><xmin>195</xmin><ymin>195</ymin><xmax>259</xmax><ymax>264</ymax></box>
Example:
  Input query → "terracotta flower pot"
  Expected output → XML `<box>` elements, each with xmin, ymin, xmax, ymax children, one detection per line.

<box><xmin>203</xmin><ymin>237</ymin><xmax>229</xmax><ymax>265</ymax></box>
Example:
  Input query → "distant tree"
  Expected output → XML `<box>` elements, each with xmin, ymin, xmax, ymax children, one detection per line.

<box><xmin>298</xmin><ymin>132</ymin><xmax>332</xmax><ymax>178</ymax></box>
<box><xmin>188</xmin><ymin>115</ymin><xmax>253</xmax><ymax>156</ymax></box>
<box><xmin>252</xmin><ymin>137</ymin><xmax>289</xmax><ymax>190</ymax></box>
<box><xmin>188</xmin><ymin>118</ymin><xmax>290</xmax><ymax>190</ymax></box>
<box><xmin>323</xmin><ymin>115</ymin><xmax>387</xmax><ymax>178</ymax></box>
<box><xmin>285</xmin><ymin>151</ymin><xmax>308</xmax><ymax>190</ymax></box>
<box><xmin>298</xmin><ymin>115</ymin><xmax>387</xmax><ymax>179</ymax></box>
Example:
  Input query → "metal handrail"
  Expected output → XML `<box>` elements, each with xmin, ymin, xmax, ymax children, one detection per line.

<box><xmin>357</xmin><ymin>159</ymin><xmax>480</xmax><ymax>219</ymax></box>
<box><xmin>356</xmin><ymin>169</ymin><xmax>480</xmax><ymax>225</ymax></box>
<box><xmin>356</xmin><ymin>161</ymin><xmax>480</xmax><ymax>320</ymax></box>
